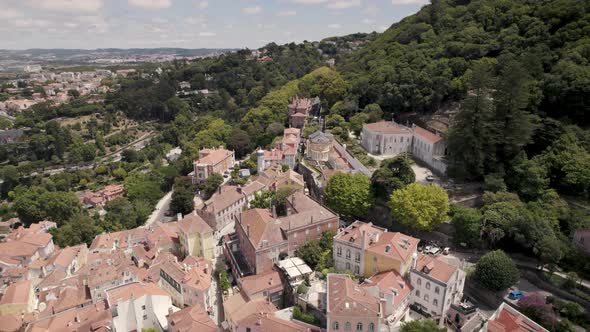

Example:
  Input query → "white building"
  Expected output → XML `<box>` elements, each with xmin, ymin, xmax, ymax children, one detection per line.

<box><xmin>360</xmin><ymin>121</ymin><xmax>448</xmax><ymax>175</ymax></box>
<box><xmin>106</xmin><ymin>282</ymin><xmax>178</xmax><ymax>332</ymax></box>
<box><xmin>409</xmin><ymin>254</ymin><xmax>465</xmax><ymax>325</ymax></box>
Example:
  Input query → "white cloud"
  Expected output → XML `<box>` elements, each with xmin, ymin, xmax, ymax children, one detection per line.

<box><xmin>0</xmin><ymin>8</ymin><xmax>22</xmax><ymax>19</ymax></box>
<box><xmin>291</xmin><ymin>0</ymin><xmax>328</xmax><ymax>4</ymax></box>
<box><xmin>195</xmin><ymin>1</ymin><xmax>209</xmax><ymax>9</ymax></box>
<box><xmin>276</xmin><ymin>10</ymin><xmax>297</xmax><ymax>17</ymax></box>
<box><xmin>391</xmin><ymin>0</ymin><xmax>429</xmax><ymax>5</ymax></box>
<box><xmin>128</xmin><ymin>0</ymin><xmax>172</xmax><ymax>10</ymax></box>
<box><xmin>328</xmin><ymin>23</ymin><xmax>341</xmax><ymax>29</ymax></box>
<box><xmin>242</xmin><ymin>6</ymin><xmax>262</xmax><ymax>14</ymax></box>
<box><xmin>25</xmin><ymin>0</ymin><xmax>104</xmax><ymax>12</ymax></box>
<box><xmin>364</xmin><ymin>3</ymin><xmax>379</xmax><ymax>16</ymax></box>
<box><xmin>326</xmin><ymin>0</ymin><xmax>361</xmax><ymax>9</ymax></box>
<box><xmin>361</xmin><ymin>18</ymin><xmax>374</xmax><ymax>24</ymax></box>
<box><xmin>199</xmin><ymin>31</ymin><xmax>216</xmax><ymax>37</ymax></box>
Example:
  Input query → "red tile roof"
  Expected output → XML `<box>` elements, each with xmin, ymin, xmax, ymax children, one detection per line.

<box><xmin>365</xmin><ymin>232</ymin><xmax>419</xmax><ymax>263</ymax></box>
<box><xmin>364</xmin><ymin>121</ymin><xmax>412</xmax><ymax>135</ymax></box>
<box><xmin>361</xmin><ymin>270</ymin><xmax>412</xmax><ymax>307</ymax></box>
<box><xmin>487</xmin><ymin>303</ymin><xmax>548</xmax><ymax>332</ymax></box>
<box><xmin>196</xmin><ymin>148</ymin><xmax>233</xmax><ymax>166</ymax></box>
<box><xmin>167</xmin><ymin>304</ymin><xmax>217</xmax><ymax>332</ymax></box>
<box><xmin>178</xmin><ymin>212</ymin><xmax>213</xmax><ymax>235</ymax></box>
<box><xmin>0</xmin><ymin>280</ymin><xmax>31</xmax><ymax>305</ymax></box>
<box><xmin>413</xmin><ymin>125</ymin><xmax>443</xmax><ymax>144</ymax></box>
<box><xmin>413</xmin><ymin>254</ymin><xmax>458</xmax><ymax>283</ymax></box>
<box><xmin>327</xmin><ymin>274</ymin><xmax>380</xmax><ymax>317</ymax></box>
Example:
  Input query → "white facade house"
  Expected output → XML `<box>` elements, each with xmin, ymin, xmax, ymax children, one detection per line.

<box><xmin>360</xmin><ymin>121</ymin><xmax>448</xmax><ymax>175</ymax></box>
<box><xmin>333</xmin><ymin>221</ymin><xmax>386</xmax><ymax>276</ymax></box>
<box><xmin>106</xmin><ymin>282</ymin><xmax>177</xmax><ymax>332</ymax></box>
<box><xmin>409</xmin><ymin>254</ymin><xmax>465</xmax><ymax>324</ymax></box>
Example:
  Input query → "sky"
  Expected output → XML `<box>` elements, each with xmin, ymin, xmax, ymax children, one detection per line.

<box><xmin>0</xmin><ymin>0</ymin><xmax>428</xmax><ymax>50</ymax></box>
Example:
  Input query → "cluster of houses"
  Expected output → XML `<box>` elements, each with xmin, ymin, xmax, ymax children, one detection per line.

<box><xmin>0</xmin><ymin>95</ymin><xmax>548</xmax><ymax>332</ymax></box>
<box><xmin>0</xmin><ymin>68</ymin><xmax>134</xmax><ymax>114</ymax></box>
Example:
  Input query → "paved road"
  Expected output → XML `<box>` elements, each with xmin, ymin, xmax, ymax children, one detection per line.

<box><xmin>143</xmin><ymin>190</ymin><xmax>173</xmax><ymax>227</ymax></box>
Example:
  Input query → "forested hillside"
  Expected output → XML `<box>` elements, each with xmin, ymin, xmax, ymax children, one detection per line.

<box><xmin>342</xmin><ymin>0</ymin><xmax>589</xmax><ymax>123</ymax></box>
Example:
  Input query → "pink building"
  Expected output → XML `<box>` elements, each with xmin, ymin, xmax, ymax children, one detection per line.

<box><xmin>225</xmin><ymin>192</ymin><xmax>338</xmax><ymax>277</ymax></box>
<box><xmin>288</xmin><ymin>96</ymin><xmax>313</xmax><ymax>129</ymax></box>
<box><xmin>192</xmin><ymin>147</ymin><xmax>235</xmax><ymax>183</ymax></box>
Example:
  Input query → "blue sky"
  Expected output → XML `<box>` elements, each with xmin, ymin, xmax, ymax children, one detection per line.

<box><xmin>0</xmin><ymin>0</ymin><xmax>428</xmax><ymax>49</ymax></box>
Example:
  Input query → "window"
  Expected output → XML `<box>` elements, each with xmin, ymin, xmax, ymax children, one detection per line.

<box><xmin>355</xmin><ymin>252</ymin><xmax>360</xmax><ymax>262</ymax></box>
<box><xmin>357</xmin><ymin>322</ymin><xmax>363</xmax><ymax>331</ymax></box>
<box><xmin>337</xmin><ymin>246</ymin><xmax>342</xmax><ymax>257</ymax></box>
<box><xmin>306</xmin><ymin>229</ymin><xmax>309</xmax><ymax>235</ymax></box>
<box><xmin>141</xmin><ymin>305</ymin><xmax>146</xmax><ymax>310</ymax></box>
<box><xmin>346</xmin><ymin>249</ymin><xmax>351</xmax><ymax>259</ymax></box>
<box><xmin>354</xmin><ymin>265</ymin><xmax>360</xmax><ymax>274</ymax></box>
<box><xmin>333</xmin><ymin>322</ymin><xmax>339</xmax><ymax>330</ymax></box>
<box><xmin>294</xmin><ymin>233</ymin><xmax>297</xmax><ymax>238</ymax></box>
<box><xmin>143</xmin><ymin>314</ymin><xmax>148</xmax><ymax>320</ymax></box>
<box><xmin>247</xmin><ymin>328</ymin><xmax>251</xmax><ymax>332</ymax></box>
<box><xmin>434</xmin><ymin>287</ymin><xmax>440</xmax><ymax>294</ymax></box>
<box><xmin>415</xmin><ymin>290</ymin><xmax>420</xmax><ymax>297</ymax></box>
<box><xmin>345</xmin><ymin>322</ymin><xmax>351</xmax><ymax>331</ymax></box>
<box><xmin>373</xmin><ymin>256</ymin><xmax>377</xmax><ymax>262</ymax></box>
<box><xmin>417</xmin><ymin>278</ymin><xmax>421</xmax><ymax>286</ymax></box>
<box><xmin>424</xmin><ymin>294</ymin><xmax>429</xmax><ymax>302</ymax></box>
<box><xmin>369</xmin><ymin>323</ymin><xmax>375</xmax><ymax>332</ymax></box>
<box><xmin>433</xmin><ymin>299</ymin><xmax>438</xmax><ymax>307</ymax></box>
<box><xmin>426</xmin><ymin>282</ymin><xmax>430</xmax><ymax>290</ymax></box>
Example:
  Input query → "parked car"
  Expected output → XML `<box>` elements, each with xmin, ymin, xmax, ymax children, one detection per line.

<box><xmin>443</xmin><ymin>247</ymin><xmax>450</xmax><ymax>255</ymax></box>
<box><xmin>426</xmin><ymin>175</ymin><xmax>435</xmax><ymax>181</ymax></box>
<box><xmin>508</xmin><ymin>290</ymin><xmax>525</xmax><ymax>300</ymax></box>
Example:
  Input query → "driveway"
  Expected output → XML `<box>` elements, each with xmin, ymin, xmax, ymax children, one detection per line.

<box><xmin>143</xmin><ymin>190</ymin><xmax>173</xmax><ymax>227</ymax></box>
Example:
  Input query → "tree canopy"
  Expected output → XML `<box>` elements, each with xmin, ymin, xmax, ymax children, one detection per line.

<box><xmin>325</xmin><ymin>172</ymin><xmax>373</xmax><ymax>218</ymax></box>
<box><xmin>389</xmin><ymin>183</ymin><xmax>449</xmax><ymax>231</ymax></box>
<box><xmin>475</xmin><ymin>250</ymin><xmax>520</xmax><ymax>291</ymax></box>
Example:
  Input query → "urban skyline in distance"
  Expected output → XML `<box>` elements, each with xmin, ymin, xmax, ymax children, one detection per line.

<box><xmin>0</xmin><ymin>0</ymin><xmax>427</xmax><ymax>49</ymax></box>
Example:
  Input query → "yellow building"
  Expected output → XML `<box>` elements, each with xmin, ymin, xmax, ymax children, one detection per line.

<box><xmin>363</xmin><ymin>232</ymin><xmax>419</xmax><ymax>277</ymax></box>
<box><xmin>0</xmin><ymin>280</ymin><xmax>36</xmax><ymax>315</ymax></box>
<box><xmin>178</xmin><ymin>211</ymin><xmax>215</xmax><ymax>260</ymax></box>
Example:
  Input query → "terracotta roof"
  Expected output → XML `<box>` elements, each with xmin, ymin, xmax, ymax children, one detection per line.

<box><xmin>201</xmin><ymin>185</ymin><xmax>246</xmax><ymax>213</ymax></box>
<box><xmin>284</xmin><ymin>128</ymin><xmax>301</xmax><ymax>136</ymax></box>
<box><xmin>413</xmin><ymin>254</ymin><xmax>457</xmax><ymax>284</ymax></box>
<box><xmin>279</xmin><ymin>192</ymin><xmax>337</xmax><ymax>230</ymax></box>
<box><xmin>240</xmin><ymin>209</ymin><xmax>284</xmax><ymax>249</ymax></box>
<box><xmin>487</xmin><ymin>303</ymin><xmax>548</xmax><ymax>332</ymax></box>
<box><xmin>38</xmin><ymin>285</ymin><xmax>91</xmax><ymax>317</ymax></box>
<box><xmin>53</xmin><ymin>245</ymin><xmax>83</xmax><ymax>268</ymax></box>
<box><xmin>224</xmin><ymin>293</ymin><xmax>277</xmax><ymax>325</ymax></box>
<box><xmin>160</xmin><ymin>256</ymin><xmax>212</xmax><ymax>292</ymax></box>
<box><xmin>361</xmin><ymin>270</ymin><xmax>412</xmax><ymax>308</ymax></box>
<box><xmin>27</xmin><ymin>300</ymin><xmax>112</xmax><ymax>332</ymax></box>
<box><xmin>178</xmin><ymin>212</ymin><xmax>213</xmax><ymax>235</ymax></box>
<box><xmin>0</xmin><ymin>314</ymin><xmax>23</xmax><ymax>332</ymax></box>
<box><xmin>0</xmin><ymin>280</ymin><xmax>31</xmax><ymax>305</ymax></box>
<box><xmin>366</xmin><ymin>232</ymin><xmax>419</xmax><ymax>264</ymax></box>
<box><xmin>413</xmin><ymin>125</ymin><xmax>443</xmax><ymax>144</ymax></box>
<box><xmin>106</xmin><ymin>282</ymin><xmax>168</xmax><ymax>304</ymax></box>
<box><xmin>335</xmin><ymin>221</ymin><xmax>387</xmax><ymax>249</ymax></box>
<box><xmin>238</xmin><ymin>312</ymin><xmax>308</xmax><ymax>331</ymax></box>
<box><xmin>196</xmin><ymin>148</ymin><xmax>233</xmax><ymax>166</ymax></box>
<box><xmin>167</xmin><ymin>304</ymin><xmax>217</xmax><ymax>332</ymax></box>
<box><xmin>264</xmin><ymin>148</ymin><xmax>284</xmax><ymax>161</ymax></box>
<box><xmin>327</xmin><ymin>274</ymin><xmax>380</xmax><ymax>317</ymax></box>
<box><xmin>364</xmin><ymin>121</ymin><xmax>412</xmax><ymax>135</ymax></box>
<box><xmin>239</xmin><ymin>270</ymin><xmax>284</xmax><ymax>299</ymax></box>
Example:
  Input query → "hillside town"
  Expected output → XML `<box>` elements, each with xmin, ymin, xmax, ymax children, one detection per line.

<box><xmin>2</xmin><ymin>1</ymin><xmax>590</xmax><ymax>332</ymax></box>
<box><xmin>0</xmin><ymin>95</ymin><xmax>558</xmax><ymax>332</ymax></box>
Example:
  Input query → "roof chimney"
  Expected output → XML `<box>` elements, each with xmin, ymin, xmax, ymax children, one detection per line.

<box><xmin>168</xmin><ymin>307</ymin><xmax>174</xmax><ymax>316</ymax></box>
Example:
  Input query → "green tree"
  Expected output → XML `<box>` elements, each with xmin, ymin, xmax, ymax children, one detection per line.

<box><xmin>170</xmin><ymin>185</ymin><xmax>195</xmax><ymax>216</ymax></box>
<box><xmin>226</xmin><ymin>128</ymin><xmax>252</xmax><ymax>158</ymax></box>
<box><xmin>451</xmin><ymin>205</ymin><xmax>482</xmax><ymax>248</ymax></box>
<box><xmin>49</xmin><ymin>214</ymin><xmax>100</xmax><ymax>247</ymax></box>
<box><xmin>104</xmin><ymin>197</ymin><xmax>139</xmax><ymax>231</ymax></box>
<box><xmin>201</xmin><ymin>173</ymin><xmax>223</xmax><ymax>199</ymax></box>
<box><xmin>389</xmin><ymin>183</ymin><xmax>449</xmax><ymax>231</ymax></box>
<box><xmin>446</xmin><ymin>64</ymin><xmax>496</xmax><ymax>178</ymax></box>
<box><xmin>475</xmin><ymin>250</ymin><xmax>520</xmax><ymax>291</ymax></box>
<box><xmin>325</xmin><ymin>173</ymin><xmax>373</xmax><ymax>218</ymax></box>
<box><xmin>400</xmin><ymin>319</ymin><xmax>446</xmax><ymax>332</ymax></box>
<box><xmin>371</xmin><ymin>155</ymin><xmax>415</xmax><ymax>198</ymax></box>
<box><xmin>507</xmin><ymin>152</ymin><xmax>548</xmax><ymax>201</ymax></box>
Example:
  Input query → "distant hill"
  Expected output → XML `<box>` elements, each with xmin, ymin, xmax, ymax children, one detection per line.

<box><xmin>340</xmin><ymin>0</ymin><xmax>590</xmax><ymax>125</ymax></box>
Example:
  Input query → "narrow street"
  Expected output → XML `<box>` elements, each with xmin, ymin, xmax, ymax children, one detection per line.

<box><xmin>143</xmin><ymin>190</ymin><xmax>173</xmax><ymax>227</ymax></box>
